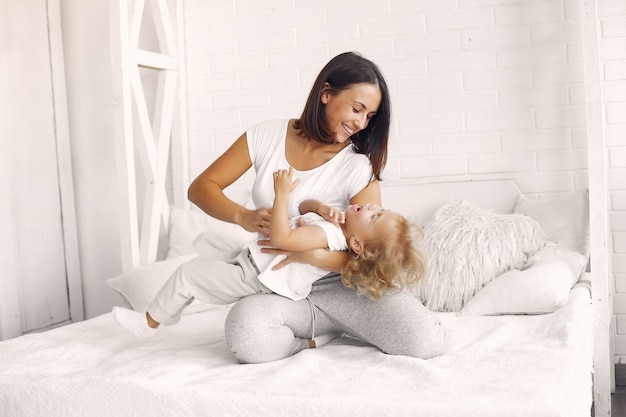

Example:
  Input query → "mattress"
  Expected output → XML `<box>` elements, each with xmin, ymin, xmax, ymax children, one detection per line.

<box><xmin>0</xmin><ymin>280</ymin><xmax>592</xmax><ymax>417</ymax></box>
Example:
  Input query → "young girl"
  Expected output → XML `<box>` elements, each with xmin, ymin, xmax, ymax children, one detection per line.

<box><xmin>113</xmin><ymin>167</ymin><xmax>425</xmax><ymax>338</ymax></box>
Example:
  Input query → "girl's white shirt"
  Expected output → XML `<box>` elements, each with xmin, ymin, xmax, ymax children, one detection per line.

<box><xmin>250</xmin><ymin>213</ymin><xmax>348</xmax><ymax>300</ymax></box>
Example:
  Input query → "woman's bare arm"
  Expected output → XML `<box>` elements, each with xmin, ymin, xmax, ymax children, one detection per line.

<box><xmin>188</xmin><ymin>133</ymin><xmax>272</xmax><ymax>235</ymax></box>
<box><xmin>350</xmin><ymin>179</ymin><xmax>381</xmax><ymax>206</ymax></box>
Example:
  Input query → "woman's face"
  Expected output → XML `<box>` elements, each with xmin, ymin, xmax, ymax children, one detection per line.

<box><xmin>321</xmin><ymin>82</ymin><xmax>382</xmax><ymax>144</ymax></box>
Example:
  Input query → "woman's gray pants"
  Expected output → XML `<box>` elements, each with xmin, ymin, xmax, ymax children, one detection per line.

<box><xmin>225</xmin><ymin>273</ymin><xmax>446</xmax><ymax>363</ymax></box>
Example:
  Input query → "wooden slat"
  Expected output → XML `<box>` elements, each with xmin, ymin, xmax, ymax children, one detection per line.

<box><xmin>129</xmin><ymin>64</ymin><xmax>157</xmax><ymax>179</ymax></box>
<box><xmin>579</xmin><ymin>0</ymin><xmax>614</xmax><ymax>416</ymax></box>
<box><xmin>111</xmin><ymin>0</ymin><xmax>141</xmax><ymax>270</ymax></box>
<box><xmin>154</xmin><ymin>71</ymin><xmax>178</xmax><ymax>155</ymax></box>
<box><xmin>132</xmin><ymin>49</ymin><xmax>178</xmax><ymax>70</ymax></box>
<box><xmin>139</xmin><ymin>184</ymin><xmax>165</xmax><ymax>264</ymax></box>
<box><xmin>128</xmin><ymin>0</ymin><xmax>145</xmax><ymax>49</ymax></box>
<box><xmin>139</xmin><ymin>70</ymin><xmax>177</xmax><ymax>264</ymax></box>
<box><xmin>171</xmin><ymin>0</ymin><xmax>189</xmax><ymax>209</ymax></box>
<box><xmin>152</xmin><ymin>0</ymin><xmax>177</xmax><ymax>55</ymax></box>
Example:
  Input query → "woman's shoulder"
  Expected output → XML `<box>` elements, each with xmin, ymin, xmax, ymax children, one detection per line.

<box><xmin>247</xmin><ymin>119</ymin><xmax>289</xmax><ymax>143</ymax></box>
<box><xmin>247</xmin><ymin>119</ymin><xmax>289</xmax><ymax>137</ymax></box>
<box><xmin>339</xmin><ymin>144</ymin><xmax>372</xmax><ymax>167</ymax></box>
<box><xmin>246</xmin><ymin>119</ymin><xmax>290</xmax><ymax>164</ymax></box>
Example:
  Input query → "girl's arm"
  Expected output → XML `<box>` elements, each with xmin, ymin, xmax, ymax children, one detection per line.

<box><xmin>299</xmin><ymin>199</ymin><xmax>322</xmax><ymax>215</ymax></box>
<box><xmin>300</xmin><ymin>199</ymin><xmax>345</xmax><ymax>227</ymax></box>
<box><xmin>188</xmin><ymin>133</ymin><xmax>272</xmax><ymax>235</ymax></box>
<box><xmin>269</xmin><ymin>169</ymin><xmax>329</xmax><ymax>252</ymax></box>
<box><xmin>261</xmin><ymin>180</ymin><xmax>381</xmax><ymax>273</ymax></box>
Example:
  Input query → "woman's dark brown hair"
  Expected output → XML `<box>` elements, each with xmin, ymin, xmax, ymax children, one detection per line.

<box><xmin>293</xmin><ymin>52</ymin><xmax>391</xmax><ymax>180</ymax></box>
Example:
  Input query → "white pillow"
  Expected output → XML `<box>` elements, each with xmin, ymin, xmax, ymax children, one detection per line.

<box><xmin>514</xmin><ymin>189</ymin><xmax>589</xmax><ymax>257</ymax></box>
<box><xmin>192</xmin><ymin>225</ymin><xmax>256</xmax><ymax>261</ymax></box>
<box><xmin>167</xmin><ymin>207</ymin><xmax>256</xmax><ymax>260</ymax></box>
<box><xmin>167</xmin><ymin>207</ymin><xmax>213</xmax><ymax>259</ymax></box>
<box><xmin>106</xmin><ymin>253</ymin><xmax>212</xmax><ymax>314</ymax></box>
<box><xmin>412</xmin><ymin>200</ymin><xmax>547</xmax><ymax>312</ymax></box>
<box><xmin>459</xmin><ymin>245</ymin><xmax>588</xmax><ymax>316</ymax></box>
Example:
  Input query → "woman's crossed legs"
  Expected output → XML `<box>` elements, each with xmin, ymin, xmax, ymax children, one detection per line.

<box><xmin>225</xmin><ymin>274</ymin><xmax>446</xmax><ymax>364</ymax></box>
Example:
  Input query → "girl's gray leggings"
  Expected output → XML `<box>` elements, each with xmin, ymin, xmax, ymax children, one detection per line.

<box><xmin>224</xmin><ymin>274</ymin><xmax>446</xmax><ymax>363</ymax></box>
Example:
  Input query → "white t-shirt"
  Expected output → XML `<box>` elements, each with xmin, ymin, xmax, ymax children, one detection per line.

<box><xmin>245</xmin><ymin>119</ymin><xmax>374</xmax><ymax>300</ymax></box>
<box><xmin>247</xmin><ymin>119</ymin><xmax>373</xmax><ymax>218</ymax></box>
<box><xmin>251</xmin><ymin>212</ymin><xmax>348</xmax><ymax>300</ymax></box>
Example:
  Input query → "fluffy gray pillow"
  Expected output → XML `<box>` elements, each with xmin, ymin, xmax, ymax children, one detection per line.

<box><xmin>412</xmin><ymin>200</ymin><xmax>547</xmax><ymax>312</ymax></box>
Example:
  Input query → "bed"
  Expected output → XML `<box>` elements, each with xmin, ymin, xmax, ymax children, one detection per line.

<box><xmin>0</xmin><ymin>179</ymin><xmax>594</xmax><ymax>417</ymax></box>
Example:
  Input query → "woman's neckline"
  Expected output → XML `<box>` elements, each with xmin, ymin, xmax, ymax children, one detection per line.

<box><xmin>283</xmin><ymin>119</ymin><xmax>352</xmax><ymax>173</ymax></box>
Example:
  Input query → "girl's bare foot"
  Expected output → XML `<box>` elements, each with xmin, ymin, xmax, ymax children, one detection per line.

<box><xmin>113</xmin><ymin>307</ymin><xmax>157</xmax><ymax>338</ymax></box>
<box><xmin>309</xmin><ymin>332</ymin><xmax>343</xmax><ymax>348</ymax></box>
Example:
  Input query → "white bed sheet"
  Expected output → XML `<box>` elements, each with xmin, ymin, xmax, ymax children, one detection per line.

<box><xmin>0</xmin><ymin>281</ymin><xmax>592</xmax><ymax>417</ymax></box>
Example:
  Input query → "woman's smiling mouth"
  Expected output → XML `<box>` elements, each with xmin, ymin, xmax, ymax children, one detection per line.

<box><xmin>342</xmin><ymin>123</ymin><xmax>354</xmax><ymax>135</ymax></box>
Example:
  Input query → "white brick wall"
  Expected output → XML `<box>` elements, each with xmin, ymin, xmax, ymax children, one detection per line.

<box><xmin>599</xmin><ymin>0</ymin><xmax>626</xmax><ymax>364</ymax></box>
<box><xmin>182</xmin><ymin>0</ymin><xmax>626</xmax><ymax>362</ymax></box>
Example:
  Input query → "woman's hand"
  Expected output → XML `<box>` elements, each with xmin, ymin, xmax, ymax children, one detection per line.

<box><xmin>257</xmin><ymin>241</ymin><xmax>330</xmax><ymax>271</ymax></box>
<box><xmin>240</xmin><ymin>207</ymin><xmax>272</xmax><ymax>236</ymax></box>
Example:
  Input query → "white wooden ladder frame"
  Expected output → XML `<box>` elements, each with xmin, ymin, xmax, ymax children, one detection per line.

<box><xmin>579</xmin><ymin>0</ymin><xmax>614</xmax><ymax>416</ymax></box>
<box><xmin>110</xmin><ymin>0</ymin><xmax>189</xmax><ymax>271</ymax></box>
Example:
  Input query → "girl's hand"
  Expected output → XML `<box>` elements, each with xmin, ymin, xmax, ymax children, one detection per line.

<box><xmin>240</xmin><ymin>207</ymin><xmax>272</xmax><ymax>236</ymax></box>
<box><xmin>317</xmin><ymin>204</ymin><xmax>345</xmax><ymax>227</ymax></box>
<box><xmin>273</xmin><ymin>167</ymin><xmax>300</xmax><ymax>197</ymax></box>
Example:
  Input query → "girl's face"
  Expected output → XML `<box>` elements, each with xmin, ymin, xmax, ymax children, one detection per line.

<box><xmin>344</xmin><ymin>203</ymin><xmax>397</xmax><ymax>252</ymax></box>
<box><xmin>321</xmin><ymin>83</ymin><xmax>382</xmax><ymax>144</ymax></box>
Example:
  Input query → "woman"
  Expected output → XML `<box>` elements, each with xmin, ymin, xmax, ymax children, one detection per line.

<box><xmin>188</xmin><ymin>52</ymin><xmax>446</xmax><ymax>363</ymax></box>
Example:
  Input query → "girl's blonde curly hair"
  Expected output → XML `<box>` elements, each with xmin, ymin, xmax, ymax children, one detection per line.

<box><xmin>341</xmin><ymin>213</ymin><xmax>426</xmax><ymax>299</ymax></box>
